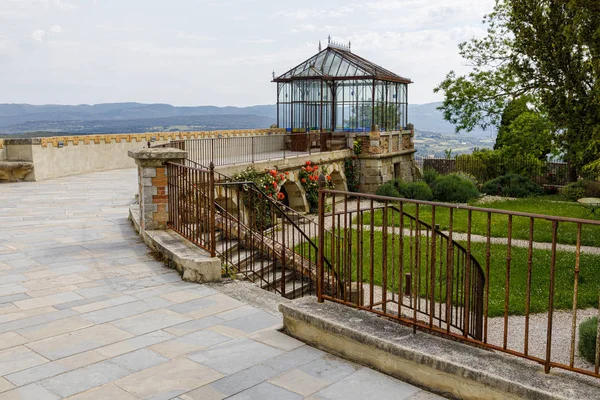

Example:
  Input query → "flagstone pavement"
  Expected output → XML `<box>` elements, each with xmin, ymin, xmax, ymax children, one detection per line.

<box><xmin>0</xmin><ymin>169</ymin><xmax>444</xmax><ymax>400</ymax></box>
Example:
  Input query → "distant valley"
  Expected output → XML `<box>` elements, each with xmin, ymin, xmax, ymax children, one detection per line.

<box><xmin>0</xmin><ymin>102</ymin><xmax>495</xmax><ymax>156</ymax></box>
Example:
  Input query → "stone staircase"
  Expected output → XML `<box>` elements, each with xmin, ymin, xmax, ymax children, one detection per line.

<box><xmin>214</xmin><ymin>228</ymin><xmax>313</xmax><ymax>300</ymax></box>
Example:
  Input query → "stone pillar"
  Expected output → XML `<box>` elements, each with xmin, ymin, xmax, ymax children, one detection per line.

<box><xmin>369</xmin><ymin>125</ymin><xmax>382</xmax><ymax>154</ymax></box>
<box><xmin>128</xmin><ymin>148</ymin><xmax>187</xmax><ymax>231</ymax></box>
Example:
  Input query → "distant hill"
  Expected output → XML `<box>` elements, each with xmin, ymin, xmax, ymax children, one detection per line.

<box><xmin>408</xmin><ymin>103</ymin><xmax>492</xmax><ymax>139</ymax></box>
<box><xmin>0</xmin><ymin>101</ymin><xmax>493</xmax><ymax>137</ymax></box>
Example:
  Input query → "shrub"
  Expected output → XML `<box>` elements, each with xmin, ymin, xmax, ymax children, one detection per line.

<box><xmin>423</xmin><ymin>168</ymin><xmax>440</xmax><ymax>186</ymax></box>
<box><xmin>481</xmin><ymin>174</ymin><xmax>542</xmax><ymax>198</ymax></box>
<box><xmin>431</xmin><ymin>174</ymin><xmax>480</xmax><ymax>203</ymax></box>
<box><xmin>453</xmin><ymin>171</ymin><xmax>479</xmax><ymax>187</ymax></box>
<box><xmin>375</xmin><ymin>182</ymin><xmax>401</xmax><ymax>198</ymax></box>
<box><xmin>561</xmin><ymin>181</ymin><xmax>586</xmax><ymax>201</ymax></box>
<box><xmin>578</xmin><ymin>316</ymin><xmax>598</xmax><ymax>364</ymax></box>
<box><xmin>397</xmin><ymin>181</ymin><xmax>434</xmax><ymax>201</ymax></box>
<box><xmin>561</xmin><ymin>180</ymin><xmax>600</xmax><ymax>201</ymax></box>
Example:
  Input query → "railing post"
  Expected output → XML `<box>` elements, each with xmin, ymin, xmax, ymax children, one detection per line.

<box><xmin>251</xmin><ymin>136</ymin><xmax>255</xmax><ymax>164</ymax></box>
<box><xmin>317</xmin><ymin>176</ymin><xmax>326</xmax><ymax>302</ymax></box>
<box><xmin>545</xmin><ymin>220</ymin><xmax>558</xmax><ymax>373</ymax></box>
<box><xmin>209</xmin><ymin>162</ymin><xmax>216</xmax><ymax>258</ymax></box>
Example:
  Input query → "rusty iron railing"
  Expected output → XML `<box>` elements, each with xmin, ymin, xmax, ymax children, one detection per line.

<box><xmin>317</xmin><ymin>189</ymin><xmax>600</xmax><ymax>379</ymax></box>
<box><xmin>166</xmin><ymin>132</ymin><xmax>348</xmax><ymax>167</ymax></box>
<box><xmin>166</xmin><ymin>160</ymin><xmax>333</xmax><ymax>299</ymax></box>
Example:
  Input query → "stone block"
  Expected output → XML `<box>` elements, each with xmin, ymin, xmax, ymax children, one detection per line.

<box><xmin>141</xmin><ymin>168</ymin><xmax>157</xmax><ymax>178</ymax></box>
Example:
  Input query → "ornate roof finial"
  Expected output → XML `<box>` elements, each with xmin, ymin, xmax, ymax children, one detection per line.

<box><xmin>348</xmin><ymin>41</ymin><xmax>351</xmax><ymax>50</ymax></box>
<box><xmin>318</xmin><ymin>40</ymin><xmax>321</xmax><ymax>52</ymax></box>
<box><xmin>328</xmin><ymin>35</ymin><xmax>331</xmax><ymax>44</ymax></box>
<box><xmin>272</xmin><ymin>70</ymin><xmax>275</xmax><ymax>79</ymax></box>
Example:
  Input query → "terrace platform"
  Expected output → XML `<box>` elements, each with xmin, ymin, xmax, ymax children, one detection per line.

<box><xmin>0</xmin><ymin>168</ymin><xmax>440</xmax><ymax>399</ymax></box>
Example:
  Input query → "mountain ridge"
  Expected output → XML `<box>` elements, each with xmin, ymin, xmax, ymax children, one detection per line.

<box><xmin>0</xmin><ymin>102</ymin><xmax>491</xmax><ymax>138</ymax></box>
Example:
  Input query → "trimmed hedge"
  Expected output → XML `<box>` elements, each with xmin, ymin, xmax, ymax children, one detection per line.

<box><xmin>482</xmin><ymin>174</ymin><xmax>542</xmax><ymax>198</ymax></box>
<box><xmin>375</xmin><ymin>182</ymin><xmax>400</xmax><ymax>198</ymax></box>
<box><xmin>561</xmin><ymin>180</ymin><xmax>600</xmax><ymax>201</ymax></box>
<box><xmin>375</xmin><ymin>180</ymin><xmax>433</xmax><ymax>201</ymax></box>
<box><xmin>430</xmin><ymin>174</ymin><xmax>480</xmax><ymax>203</ymax></box>
<box><xmin>578</xmin><ymin>316</ymin><xmax>598</xmax><ymax>364</ymax></box>
<box><xmin>396</xmin><ymin>181</ymin><xmax>434</xmax><ymax>201</ymax></box>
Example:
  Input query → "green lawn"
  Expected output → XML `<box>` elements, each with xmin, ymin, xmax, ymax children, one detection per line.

<box><xmin>301</xmin><ymin>229</ymin><xmax>600</xmax><ymax>317</ymax></box>
<box><xmin>359</xmin><ymin>198</ymin><xmax>600</xmax><ymax>247</ymax></box>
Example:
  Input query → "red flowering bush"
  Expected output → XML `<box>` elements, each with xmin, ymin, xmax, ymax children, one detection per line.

<box><xmin>262</xmin><ymin>168</ymin><xmax>286</xmax><ymax>200</ymax></box>
<box><xmin>299</xmin><ymin>160</ymin><xmax>333</xmax><ymax>211</ymax></box>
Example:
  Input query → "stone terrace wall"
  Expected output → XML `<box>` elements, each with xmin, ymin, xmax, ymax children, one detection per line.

<box><xmin>0</xmin><ymin>139</ymin><xmax>6</xmax><ymax>161</ymax></box>
<box><xmin>3</xmin><ymin>129</ymin><xmax>285</xmax><ymax>181</ymax></box>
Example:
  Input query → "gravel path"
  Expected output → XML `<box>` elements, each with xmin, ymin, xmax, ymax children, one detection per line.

<box><xmin>349</xmin><ymin>283</ymin><xmax>599</xmax><ymax>375</ymax></box>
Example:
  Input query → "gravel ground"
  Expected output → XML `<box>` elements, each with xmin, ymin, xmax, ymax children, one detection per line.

<box><xmin>348</xmin><ymin>282</ymin><xmax>600</xmax><ymax>376</ymax></box>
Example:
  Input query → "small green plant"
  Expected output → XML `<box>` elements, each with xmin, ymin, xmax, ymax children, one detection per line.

<box><xmin>578</xmin><ymin>316</ymin><xmax>598</xmax><ymax>364</ymax></box>
<box><xmin>482</xmin><ymin>174</ymin><xmax>542</xmax><ymax>198</ymax></box>
<box><xmin>423</xmin><ymin>168</ymin><xmax>440</xmax><ymax>186</ymax></box>
<box><xmin>444</xmin><ymin>148</ymin><xmax>453</xmax><ymax>159</ymax></box>
<box><xmin>353</xmin><ymin>139</ymin><xmax>363</xmax><ymax>155</ymax></box>
<box><xmin>375</xmin><ymin>182</ymin><xmax>401</xmax><ymax>198</ymax></box>
<box><xmin>431</xmin><ymin>174</ymin><xmax>480</xmax><ymax>203</ymax></box>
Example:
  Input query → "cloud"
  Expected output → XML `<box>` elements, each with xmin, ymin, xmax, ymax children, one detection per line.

<box><xmin>176</xmin><ymin>31</ymin><xmax>216</xmax><ymax>41</ymax></box>
<box><xmin>31</xmin><ymin>29</ymin><xmax>46</xmax><ymax>42</ymax></box>
<box><xmin>242</xmin><ymin>39</ymin><xmax>275</xmax><ymax>44</ymax></box>
<box><xmin>30</xmin><ymin>24</ymin><xmax>63</xmax><ymax>42</ymax></box>
<box><xmin>271</xmin><ymin>6</ymin><xmax>355</xmax><ymax>20</ymax></box>
<box><xmin>0</xmin><ymin>0</ymin><xmax>76</xmax><ymax>18</ymax></box>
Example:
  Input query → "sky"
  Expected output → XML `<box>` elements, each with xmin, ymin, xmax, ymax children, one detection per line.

<box><xmin>0</xmin><ymin>0</ymin><xmax>496</xmax><ymax>107</ymax></box>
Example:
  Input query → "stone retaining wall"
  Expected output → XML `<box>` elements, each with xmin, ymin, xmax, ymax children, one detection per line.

<box><xmin>1</xmin><ymin>129</ymin><xmax>285</xmax><ymax>181</ymax></box>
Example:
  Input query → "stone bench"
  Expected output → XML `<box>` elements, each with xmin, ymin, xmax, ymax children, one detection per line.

<box><xmin>0</xmin><ymin>161</ymin><xmax>34</xmax><ymax>182</ymax></box>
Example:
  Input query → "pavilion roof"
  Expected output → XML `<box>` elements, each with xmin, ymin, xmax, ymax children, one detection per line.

<box><xmin>273</xmin><ymin>45</ymin><xmax>412</xmax><ymax>84</ymax></box>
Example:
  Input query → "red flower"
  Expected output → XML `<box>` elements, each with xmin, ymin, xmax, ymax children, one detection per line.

<box><xmin>305</xmin><ymin>160</ymin><xmax>311</xmax><ymax>166</ymax></box>
<box><xmin>285</xmin><ymin>171</ymin><xmax>289</xmax><ymax>175</ymax></box>
<box><xmin>277</xmin><ymin>192</ymin><xmax>285</xmax><ymax>200</ymax></box>
<box><xmin>301</xmin><ymin>178</ymin><xmax>306</xmax><ymax>183</ymax></box>
<box><xmin>279</xmin><ymin>174</ymin><xmax>285</xmax><ymax>180</ymax></box>
<box><xmin>313</xmin><ymin>165</ymin><xmax>318</xmax><ymax>170</ymax></box>
<box><xmin>326</xmin><ymin>175</ymin><xmax>332</xmax><ymax>181</ymax></box>
<box><xmin>270</xmin><ymin>169</ymin><xmax>277</xmax><ymax>177</ymax></box>
<box><xmin>272</xmin><ymin>181</ymin><xmax>277</xmax><ymax>187</ymax></box>
<box><xmin>265</xmin><ymin>185</ymin><xmax>269</xmax><ymax>190</ymax></box>
<box><xmin>306</xmin><ymin>166</ymin><xmax>313</xmax><ymax>173</ymax></box>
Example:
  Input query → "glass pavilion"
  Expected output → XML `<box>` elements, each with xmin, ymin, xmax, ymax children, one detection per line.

<box><xmin>273</xmin><ymin>39</ymin><xmax>412</xmax><ymax>133</ymax></box>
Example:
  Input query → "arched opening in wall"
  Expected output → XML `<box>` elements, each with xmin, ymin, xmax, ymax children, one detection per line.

<box><xmin>281</xmin><ymin>180</ymin><xmax>308</xmax><ymax>213</ymax></box>
<box><xmin>329</xmin><ymin>170</ymin><xmax>347</xmax><ymax>192</ymax></box>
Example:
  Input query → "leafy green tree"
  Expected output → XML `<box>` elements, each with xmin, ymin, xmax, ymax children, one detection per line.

<box><xmin>435</xmin><ymin>0</ymin><xmax>600</xmax><ymax>173</ymax></box>
<box><xmin>494</xmin><ymin>96</ymin><xmax>529</xmax><ymax>150</ymax></box>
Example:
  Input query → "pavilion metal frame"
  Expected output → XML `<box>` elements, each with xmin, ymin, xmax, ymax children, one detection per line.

<box><xmin>273</xmin><ymin>39</ymin><xmax>412</xmax><ymax>133</ymax></box>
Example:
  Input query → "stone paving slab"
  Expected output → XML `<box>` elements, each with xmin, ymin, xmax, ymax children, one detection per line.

<box><xmin>0</xmin><ymin>169</ymin><xmax>443</xmax><ymax>399</ymax></box>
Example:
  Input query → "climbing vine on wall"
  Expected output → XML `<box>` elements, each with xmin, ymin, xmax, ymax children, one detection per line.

<box><xmin>344</xmin><ymin>156</ymin><xmax>360</xmax><ymax>192</ymax></box>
